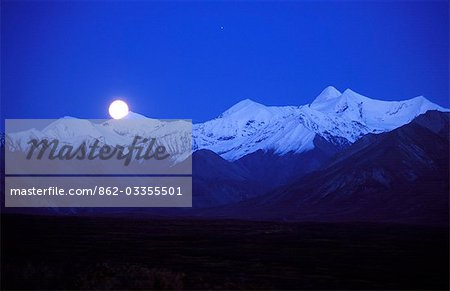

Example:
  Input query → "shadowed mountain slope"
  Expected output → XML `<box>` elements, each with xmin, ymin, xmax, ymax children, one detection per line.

<box><xmin>204</xmin><ymin>111</ymin><xmax>449</xmax><ymax>225</ymax></box>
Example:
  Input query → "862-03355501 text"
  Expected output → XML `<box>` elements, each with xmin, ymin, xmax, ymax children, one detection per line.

<box><xmin>9</xmin><ymin>186</ymin><xmax>184</xmax><ymax>196</ymax></box>
<box><xmin>5</xmin><ymin>177</ymin><xmax>192</xmax><ymax>207</ymax></box>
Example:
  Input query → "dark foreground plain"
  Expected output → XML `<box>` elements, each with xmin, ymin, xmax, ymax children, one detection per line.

<box><xmin>1</xmin><ymin>214</ymin><xmax>448</xmax><ymax>290</ymax></box>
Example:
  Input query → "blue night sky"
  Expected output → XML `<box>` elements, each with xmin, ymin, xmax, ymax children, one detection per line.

<box><xmin>2</xmin><ymin>0</ymin><xmax>449</xmax><ymax>124</ymax></box>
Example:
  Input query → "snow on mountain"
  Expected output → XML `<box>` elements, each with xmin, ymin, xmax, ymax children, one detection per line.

<box><xmin>310</xmin><ymin>88</ymin><xmax>446</xmax><ymax>131</ymax></box>
<box><xmin>310</xmin><ymin>86</ymin><xmax>342</xmax><ymax>105</ymax></box>
<box><xmin>6</xmin><ymin>115</ymin><xmax>192</xmax><ymax>164</ymax></box>
<box><xmin>194</xmin><ymin>87</ymin><xmax>448</xmax><ymax>160</ymax></box>
<box><xmin>6</xmin><ymin>87</ymin><xmax>448</xmax><ymax>163</ymax></box>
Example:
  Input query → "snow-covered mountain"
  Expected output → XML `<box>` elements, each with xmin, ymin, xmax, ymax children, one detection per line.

<box><xmin>194</xmin><ymin>86</ymin><xmax>448</xmax><ymax>160</ymax></box>
<box><xmin>6</xmin><ymin>86</ymin><xmax>448</xmax><ymax>164</ymax></box>
<box><xmin>6</xmin><ymin>117</ymin><xmax>192</xmax><ymax>164</ymax></box>
<box><xmin>200</xmin><ymin>111</ymin><xmax>450</xmax><ymax>224</ymax></box>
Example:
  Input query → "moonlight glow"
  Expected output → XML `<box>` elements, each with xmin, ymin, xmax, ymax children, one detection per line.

<box><xmin>109</xmin><ymin>100</ymin><xmax>129</xmax><ymax>119</ymax></box>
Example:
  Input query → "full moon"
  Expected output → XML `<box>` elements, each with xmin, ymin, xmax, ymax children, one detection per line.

<box><xmin>108</xmin><ymin>100</ymin><xmax>129</xmax><ymax>119</ymax></box>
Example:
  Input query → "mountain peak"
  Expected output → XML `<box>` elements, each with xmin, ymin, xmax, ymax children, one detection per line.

<box><xmin>340</xmin><ymin>88</ymin><xmax>368</xmax><ymax>100</ymax></box>
<box><xmin>312</xmin><ymin>86</ymin><xmax>342</xmax><ymax>105</ymax></box>
<box><xmin>220</xmin><ymin>98</ymin><xmax>267</xmax><ymax>118</ymax></box>
<box><xmin>234</xmin><ymin>98</ymin><xmax>263</xmax><ymax>107</ymax></box>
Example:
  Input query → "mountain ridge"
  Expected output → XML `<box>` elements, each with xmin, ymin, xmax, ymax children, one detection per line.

<box><xmin>6</xmin><ymin>87</ymin><xmax>449</xmax><ymax>164</ymax></box>
<box><xmin>200</xmin><ymin>110</ymin><xmax>449</xmax><ymax>225</ymax></box>
<box><xmin>194</xmin><ymin>87</ymin><xmax>448</xmax><ymax>160</ymax></box>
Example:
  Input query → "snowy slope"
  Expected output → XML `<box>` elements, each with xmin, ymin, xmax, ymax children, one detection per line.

<box><xmin>194</xmin><ymin>87</ymin><xmax>448</xmax><ymax>160</ymax></box>
<box><xmin>6</xmin><ymin>117</ymin><xmax>192</xmax><ymax>164</ymax></box>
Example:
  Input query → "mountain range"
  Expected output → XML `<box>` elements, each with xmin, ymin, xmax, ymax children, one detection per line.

<box><xmin>201</xmin><ymin>110</ymin><xmax>449</xmax><ymax>225</ymax></box>
<box><xmin>194</xmin><ymin>86</ymin><xmax>446</xmax><ymax>160</ymax></box>
<box><xmin>3</xmin><ymin>87</ymin><xmax>449</xmax><ymax>224</ymax></box>
<box><xmin>191</xmin><ymin>87</ymin><xmax>448</xmax><ymax>208</ymax></box>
